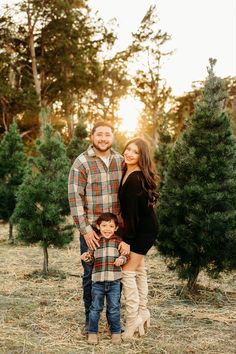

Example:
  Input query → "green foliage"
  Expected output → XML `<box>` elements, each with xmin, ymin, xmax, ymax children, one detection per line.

<box><xmin>157</xmin><ymin>59</ymin><xmax>236</xmax><ymax>288</ymax></box>
<box><xmin>66</xmin><ymin>122</ymin><xmax>89</xmax><ymax>162</ymax></box>
<box><xmin>154</xmin><ymin>115</ymin><xmax>173</xmax><ymax>182</ymax></box>
<box><xmin>0</xmin><ymin>11</ymin><xmax>40</xmax><ymax>133</ymax></box>
<box><xmin>0</xmin><ymin>121</ymin><xmax>26</xmax><ymax>225</ymax></box>
<box><xmin>12</xmin><ymin>124</ymin><xmax>74</xmax><ymax>270</ymax></box>
<box><xmin>0</xmin><ymin>0</ymin><xmax>116</xmax><ymax>139</ymax></box>
<box><xmin>84</xmin><ymin>50</ymin><xmax>131</xmax><ymax>127</ymax></box>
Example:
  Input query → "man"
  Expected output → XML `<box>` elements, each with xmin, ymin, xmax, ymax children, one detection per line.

<box><xmin>68</xmin><ymin>121</ymin><xmax>125</xmax><ymax>334</ymax></box>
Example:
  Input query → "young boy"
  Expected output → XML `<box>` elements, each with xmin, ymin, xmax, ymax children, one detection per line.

<box><xmin>80</xmin><ymin>212</ymin><xmax>127</xmax><ymax>345</ymax></box>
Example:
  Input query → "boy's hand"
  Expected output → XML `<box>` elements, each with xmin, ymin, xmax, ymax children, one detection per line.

<box><xmin>114</xmin><ymin>258</ymin><xmax>124</xmax><ymax>267</ymax></box>
<box><xmin>80</xmin><ymin>252</ymin><xmax>92</xmax><ymax>262</ymax></box>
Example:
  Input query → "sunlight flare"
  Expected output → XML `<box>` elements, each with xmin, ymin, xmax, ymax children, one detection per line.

<box><xmin>117</xmin><ymin>97</ymin><xmax>143</xmax><ymax>136</ymax></box>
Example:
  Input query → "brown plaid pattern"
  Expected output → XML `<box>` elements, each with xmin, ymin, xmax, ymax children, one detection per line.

<box><xmin>68</xmin><ymin>146</ymin><xmax>123</xmax><ymax>235</ymax></box>
<box><xmin>88</xmin><ymin>236</ymin><xmax>127</xmax><ymax>282</ymax></box>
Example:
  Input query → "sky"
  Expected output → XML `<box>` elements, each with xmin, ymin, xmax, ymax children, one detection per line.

<box><xmin>89</xmin><ymin>0</ymin><xmax>236</xmax><ymax>96</ymax></box>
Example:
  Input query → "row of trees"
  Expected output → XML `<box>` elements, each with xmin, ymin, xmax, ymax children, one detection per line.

<box><xmin>4</xmin><ymin>1</ymin><xmax>236</xmax><ymax>153</ymax></box>
<box><xmin>0</xmin><ymin>0</ymin><xmax>172</xmax><ymax>146</ymax></box>
<box><xmin>0</xmin><ymin>60</ymin><xmax>235</xmax><ymax>289</ymax></box>
<box><xmin>0</xmin><ymin>0</ymin><xmax>235</xmax><ymax>289</ymax></box>
<box><xmin>0</xmin><ymin>121</ymin><xmax>77</xmax><ymax>272</ymax></box>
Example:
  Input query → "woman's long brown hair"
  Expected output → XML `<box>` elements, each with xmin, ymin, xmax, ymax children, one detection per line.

<box><xmin>123</xmin><ymin>138</ymin><xmax>159</xmax><ymax>205</ymax></box>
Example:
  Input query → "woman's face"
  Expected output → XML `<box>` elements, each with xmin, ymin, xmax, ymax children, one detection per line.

<box><xmin>124</xmin><ymin>142</ymin><xmax>140</xmax><ymax>167</ymax></box>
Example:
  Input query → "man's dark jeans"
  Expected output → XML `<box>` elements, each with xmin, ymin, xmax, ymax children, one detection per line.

<box><xmin>88</xmin><ymin>280</ymin><xmax>121</xmax><ymax>334</ymax></box>
<box><xmin>80</xmin><ymin>235</ymin><xmax>93</xmax><ymax>326</ymax></box>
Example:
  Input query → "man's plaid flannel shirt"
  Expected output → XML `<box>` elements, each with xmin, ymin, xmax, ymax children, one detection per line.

<box><xmin>68</xmin><ymin>145</ymin><xmax>123</xmax><ymax>235</ymax></box>
<box><xmin>86</xmin><ymin>235</ymin><xmax>127</xmax><ymax>282</ymax></box>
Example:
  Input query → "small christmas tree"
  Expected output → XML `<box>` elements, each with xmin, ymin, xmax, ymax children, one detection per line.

<box><xmin>12</xmin><ymin>124</ymin><xmax>74</xmax><ymax>274</ymax></box>
<box><xmin>66</xmin><ymin>123</ymin><xmax>89</xmax><ymax>163</ymax></box>
<box><xmin>0</xmin><ymin>121</ymin><xmax>26</xmax><ymax>241</ymax></box>
<box><xmin>157</xmin><ymin>59</ymin><xmax>236</xmax><ymax>290</ymax></box>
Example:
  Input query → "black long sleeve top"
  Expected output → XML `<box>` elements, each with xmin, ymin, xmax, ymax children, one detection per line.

<box><xmin>118</xmin><ymin>171</ymin><xmax>158</xmax><ymax>246</ymax></box>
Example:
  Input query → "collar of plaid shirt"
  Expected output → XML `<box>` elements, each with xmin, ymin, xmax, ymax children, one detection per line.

<box><xmin>87</xmin><ymin>145</ymin><xmax>117</xmax><ymax>158</ymax></box>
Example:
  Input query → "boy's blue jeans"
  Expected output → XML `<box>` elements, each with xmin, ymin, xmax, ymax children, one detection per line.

<box><xmin>89</xmin><ymin>280</ymin><xmax>121</xmax><ymax>334</ymax></box>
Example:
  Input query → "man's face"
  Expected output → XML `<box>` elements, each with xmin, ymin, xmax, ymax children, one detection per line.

<box><xmin>91</xmin><ymin>126</ymin><xmax>114</xmax><ymax>152</ymax></box>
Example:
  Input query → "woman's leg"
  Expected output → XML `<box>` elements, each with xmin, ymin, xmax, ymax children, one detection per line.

<box><xmin>136</xmin><ymin>263</ymin><xmax>150</xmax><ymax>328</ymax></box>
<box><xmin>121</xmin><ymin>252</ymin><xmax>145</xmax><ymax>339</ymax></box>
<box><xmin>122</xmin><ymin>251</ymin><xmax>144</xmax><ymax>271</ymax></box>
<box><xmin>122</xmin><ymin>253</ymin><xmax>150</xmax><ymax>332</ymax></box>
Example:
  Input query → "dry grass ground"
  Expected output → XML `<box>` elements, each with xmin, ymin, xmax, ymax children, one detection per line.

<box><xmin>0</xmin><ymin>222</ymin><xmax>235</xmax><ymax>354</ymax></box>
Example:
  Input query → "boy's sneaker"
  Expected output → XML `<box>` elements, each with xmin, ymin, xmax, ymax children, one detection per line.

<box><xmin>88</xmin><ymin>333</ymin><xmax>98</xmax><ymax>344</ymax></box>
<box><xmin>111</xmin><ymin>333</ymin><xmax>121</xmax><ymax>344</ymax></box>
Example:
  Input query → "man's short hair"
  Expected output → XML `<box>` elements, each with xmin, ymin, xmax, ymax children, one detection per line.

<box><xmin>91</xmin><ymin>121</ymin><xmax>114</xmax><ymax>135</ymax></box>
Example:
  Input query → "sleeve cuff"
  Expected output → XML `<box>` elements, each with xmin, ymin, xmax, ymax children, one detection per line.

<box><xmin>85</xmin><ymin>225</ymin><xmax>93</xmax><ymax>234</ymax></box>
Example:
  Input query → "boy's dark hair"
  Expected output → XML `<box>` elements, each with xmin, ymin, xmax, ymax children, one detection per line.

<box><xmin>91</xmin><ymin>121</ymin><xmax>114</xmax><ymax>135</ymax></box>
<box><xmin>96</xmin><ymin>212</ymin><xmax>119</xmax><ymax>226</ymax></box>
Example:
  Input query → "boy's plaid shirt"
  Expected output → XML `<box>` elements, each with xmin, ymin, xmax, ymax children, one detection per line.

<box><xmin>68</xmin><ymin>145</ymin><xmax>123</xmax><ymax>235</ymax></box>
<box><xmin>88</xmin><ymin>236</ymin><xmax>127</xmax><ymax>282</ymax></box>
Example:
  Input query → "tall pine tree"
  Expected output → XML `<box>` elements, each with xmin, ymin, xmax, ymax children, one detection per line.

<box><xmin>66</xmin><ymin>122</ymin><xmax>89</xmax><ymax>163</ymax></box>
<box><xmin>157</xmin><ymin>59</ymin><xmax>236</xmax><ymax>290</ymax></box>
<box><xmin>0</xmin><ymin>121</ymin><xmax>26</xmax><ymax>241</ymax></box>
<box><xmin>12</xmin><ymin>124</ymin><xmax>74</xmax><ymax>273</ymax></box>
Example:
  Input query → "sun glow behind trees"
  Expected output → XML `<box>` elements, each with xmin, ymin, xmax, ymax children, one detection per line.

<box><xmin>117</xmin><ymin>97</ymin><xmax>144</xmax><ymax>136</ymax></box>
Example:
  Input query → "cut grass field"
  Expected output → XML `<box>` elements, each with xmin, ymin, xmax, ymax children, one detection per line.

<box><xmin>0</xmin><ymin>223</ymin><xmax>235</xmax><ymax>354</ymax></box>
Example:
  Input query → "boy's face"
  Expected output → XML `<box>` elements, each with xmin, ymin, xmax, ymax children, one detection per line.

<box><xmin>97</xmin><ymin>220</ymin><xmax>118</xmax><ymax>239</ymax></box>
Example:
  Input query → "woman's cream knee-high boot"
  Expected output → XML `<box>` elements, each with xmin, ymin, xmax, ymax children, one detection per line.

<box><xmin>136</xmin><ymin>266</ymin><xmax>151</xmax><ymax>329</ymax></box>
<box><xmin>121</xmin><ymin>271</ymin><xmax>144</xmax><ymax>339</ymax></box>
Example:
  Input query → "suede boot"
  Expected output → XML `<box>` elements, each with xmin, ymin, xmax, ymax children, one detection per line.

<box><xmin>136</xmin><ymin>266</ymin><xmax>151</xmax><ymax>329</ymax></box>
<box><xmin>121</xmin><ymin>271</ymin><xmax>145</xmax><ymax>339</ymax></box>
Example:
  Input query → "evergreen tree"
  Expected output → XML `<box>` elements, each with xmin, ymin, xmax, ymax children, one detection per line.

<box><xmin>0</xmin><ymin>121</ymin><xmax>26</xmax><ymax>241</ymax></box>
<box><xmin>157</xmin><ymin>59</ymin><xmax>236</xmax><ymax>290</ymax></box>
<box><xmin>66</xmin><ymin>122</ymin><xmax>89</xmax><ymax>163</ymax></box>
<box><xmin>0</xmin><ymin>0</ymin><xmax>115</xmax><ymax>139</ymax></box>
<box><xmin>12</xmin><ymin>124</ymin><xmax>74</xmax><ymax>273</ymax></box>
<box><xmin>154</xmin><ymin>115</ymin><xmax>173</xmax><ymax>182</ymax></box>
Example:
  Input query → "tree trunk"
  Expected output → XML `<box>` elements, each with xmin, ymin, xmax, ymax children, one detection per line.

<box><xmin>187</xmin><ymin>268</ymin><xmax>200</xmax><ymax>291</ymax></box>
<box><xmin>39</xmin><ymin>106</ymin><xmax>49</xmax><ymax>129</ymax></box>
<box><xmin>8</xmin><ymin>223</ymin><xmax>14</xmax><ymax>243</ymax></box>
<box><xmin>29</xmin><ymin>28</ymin><xmax>41</xmax><ymax>103</ymax></box>
<box><xmin>42</xmin><ymin>244</ymin><xmax>49</xmax><ymax>274</ymax></box>
<box><xmin>27</xmin><ymin>5</ymin><xmax>42</xmax><ymax>128</ymax></box>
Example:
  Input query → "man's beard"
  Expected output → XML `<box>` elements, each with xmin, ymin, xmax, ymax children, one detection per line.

<box><xmin>92</xmin><ymin>141</ymin><xmax>112</xmax><ymax>152</ymax></box>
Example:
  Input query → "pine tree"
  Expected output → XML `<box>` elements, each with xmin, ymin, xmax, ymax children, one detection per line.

<box><xmin>157</xmin><ymin>59</ymin><xmax>236</xmax><ymax>290</ymax></box>
<box><xmin>154</xmin><ymin>116</ymin><xmax>173</xmax><ymax>182</ymax></box>
<box><xmin>12</xmin><ymin>124</ymin><xmax>74</xmax><ymax>273</ymax></box>
<box><xmin>0</xmin><ymin>121</ymin><xmax>26</xmax><ymax>241</ymax></box>
<box><xmin>66</xmin><ymin>122</ymin><xmax>89</xmax><ymax>163</ymax></box>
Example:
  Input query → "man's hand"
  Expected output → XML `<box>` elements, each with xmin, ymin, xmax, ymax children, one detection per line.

<box><xmin>118</xmin><ymin>241</ymin><xmax>130</xmax><ymax>256</ymax></box>
<box><xmin>84</xmin><ymin>230</ymin><xmax>100</xmax><ymax>250</ymax></box>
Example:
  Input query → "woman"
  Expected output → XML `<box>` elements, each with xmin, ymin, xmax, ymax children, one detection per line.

<box><xmin>118</xmin><ymin>137</ymin><xmax>159</xmax><ymax>339</ymax></box>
